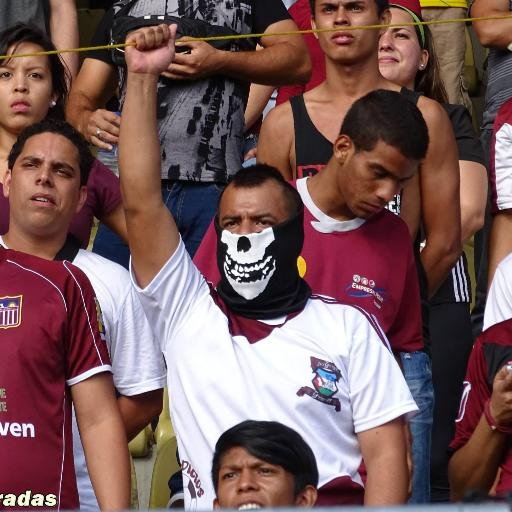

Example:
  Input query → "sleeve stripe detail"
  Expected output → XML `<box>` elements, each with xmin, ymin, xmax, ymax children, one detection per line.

<box><xmin>57</xmin><ymin>391</ymin><xmax>67</xmax><ymax>511</ymax></box>
<box><xmin>63</xmin><ymin>260</ymin><xmax>108</xmax><ymax>366</ymax></box>
<box><xmin>67</xmin><ymin>365</ymin><xmax>112</xmax><ymax>386</ymax></box>
<box><xmin>350</xmin><ymin>304</ymin><xmax>393</xmax><ymax>353</ymax></box>
<box><xmin>6</xmin><ymin>259</ymin><xmax>68</xmax><ymax>312</ymax></box>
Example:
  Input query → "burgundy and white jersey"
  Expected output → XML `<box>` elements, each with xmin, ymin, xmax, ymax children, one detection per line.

<box><xmin>194</xmin><ymin>178</ymin><xmax>423</xmax><ymax>353</ymax></box>
<box><xmin>490</xmin><ymin>97</ymin><xmax>512</xmax><ymax>214</ymax></box>
<box><xmin>0</xmin><ymin>247</ymin><xmax>111</xmax><ymax>510</ymax></box>
<box><xmin>484</xmin><ymin>252</ymin><xmax>512</xmax><ymax>331</ymax></box>
<box><xmin>450</xmin><ymin>319</ymin><xmax>512</xmax><ymax>493</ymax></box>
<box><xmin>133</xmin><ymin>240</ymin><xmax>417</xmax><ymax>509</ymax></box>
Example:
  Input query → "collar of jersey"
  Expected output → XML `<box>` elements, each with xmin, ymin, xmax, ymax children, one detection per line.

<box><xmin>296</xmin><ymin>177</ymin><xmax>366</xmax><ymax>233</ymax></box>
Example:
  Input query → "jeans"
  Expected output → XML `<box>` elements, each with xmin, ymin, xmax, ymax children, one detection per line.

<box><xmin>400</xmin><ymin>350</ymin><xmax>434</xmax><ymax>504</ymax></box>
<box><xmin>93</xmin><ymin>181</ymin><xmax>224</xmax><ymax>267</ymax></box>
<box><xmin>162</xmin><ymin>181</ymin><xmax>224</xmax><ymax>258</ymax></box>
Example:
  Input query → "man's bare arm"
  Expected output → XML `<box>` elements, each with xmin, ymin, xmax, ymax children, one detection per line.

<box><xmin>257</xmin><ymin>102</ymin><xmax>295</xmax><ymax>179</ymax></box>
<box><xmin>358</xmin><ymin>418</ymin><xmax>409</xmax><ymax>505</ymax></box>
<box><xmin>472</xmin><ymin>0</ymin><xmax>512</xmax><ymax>49</ymax></box>
<box><xmin>449</xmin><ymin>365</ymin><xmax>512</xmax><ymax>500</ymax></box>
<box><xmin>413</xmin><ymin>98</ymin><xmax>461</xmax><ymax>297</ymax></box>
<box><xmin>72</xmin><ymin>373</ymin><xmax>131</xmax><ymax>510</ymax></box>
<box><xmin>119</xmin><ymin>389</ymin><xmax>163</xmax><ymax>441</ymax></box>
<box><xmin>48</xmin><ymin>0</ymin><xmax>79</xmax><ymax>79</ymax></box>
<box><xmin>460</xmin><ymin>161</ymin><xmax>487</xmax><ymax>243</ymax></box>
<box><xmin>66</xmin><ymin>58</ymin><xmax>120</xmax><ymax>149</ymax></box>
<box><xmin>164</xmin><ymin>19</ymin><xmax>311</xmax><ymax>85</ymax></box>
<box><xmin>119</xmin><ymin>25</ymin><xmax>179</xmax><ymax>288</ymax></box>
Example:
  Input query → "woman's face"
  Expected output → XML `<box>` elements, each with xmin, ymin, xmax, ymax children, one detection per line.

<box><xmin>0</xmin><ymin>42</ymin><xmax>54</xmax><ymax>136</ymax></box>
<box><xmin>378</xmin><ymin>7</ymin><xmax>428</xmax><ymax>89</ymax></box>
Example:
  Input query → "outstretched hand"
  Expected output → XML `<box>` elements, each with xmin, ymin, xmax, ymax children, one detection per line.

<box><xmin>125</xmin><ymin>24</ymin><xmax>177</xmax><ymax>75</ymax></box>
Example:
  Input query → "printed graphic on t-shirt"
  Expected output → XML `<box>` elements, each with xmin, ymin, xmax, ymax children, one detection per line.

<box><xmin>297</xmin><ymin>356</ymin><xmax>342</xmax><ymax>411</ymax></box>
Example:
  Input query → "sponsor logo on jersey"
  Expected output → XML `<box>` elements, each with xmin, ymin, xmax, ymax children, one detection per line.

<box><xmin>386</xmin><ymin>193</ymin><xmax>401</xmax><ymax>215</ymax></box>
<box><xmin>0</xmin><ymin>296</ymin><xmax>22</xmax><ymax>329</ymax></box>
<box><xmin>346</xmin><ymin>274</ymin><xmax>385</xmax><ymax>309</ymax></box>
<box><xmin>297</xmin><ymin>356</ymin><xmax>341</xmax><ymax>411</ymax></box>
<box><xmin>0</xmin><ymin>420</ymin><xmax>35</xmax><ymax>438</ymax></box>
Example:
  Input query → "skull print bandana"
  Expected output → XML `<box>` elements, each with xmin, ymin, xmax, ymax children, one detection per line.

<box><xmin>215</xmin><ymin>209</ymin><xmax>311</xmax><ymax>319</ymax></box>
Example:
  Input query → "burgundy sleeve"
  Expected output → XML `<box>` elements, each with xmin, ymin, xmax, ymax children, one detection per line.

<box><xmin>63</xmin><ymin>262</ymin><xmax>111</xmax><ymax>383</ymax></box>
<box><xmin>87</xmin><ymin>159</ymin><xmax>122</xmax><ymax>219</ymax></box>
<box><xmin>449</xmin><ymin>338</ymin><xmax>489</xmax><ymax>452</ymax></box>
<box><xmin>193</xmin><ymin>220</ymin><xmax>221</xmax><ymax>286</ymax></box>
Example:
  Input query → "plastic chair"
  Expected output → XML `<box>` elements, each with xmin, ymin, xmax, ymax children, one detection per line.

<box><xmin>148</xmin><ymin>434</ymin><xmax>180</xmax><ymax>508</ymax></box>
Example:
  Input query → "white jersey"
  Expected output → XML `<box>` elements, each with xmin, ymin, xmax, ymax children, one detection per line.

<box><xmin>132</xmin><ymin>241</ymin><xmax>418</xmax><ymax>509</ymax></box>
<box><xmin>70</xmin><ymin>250</ymin><xmax>166</xmax><ymax>510</ymax></box>
<box><xmin>483</xmin><ymin>252</ymin><xmax>512</xmax><ymax>331</ymax></box>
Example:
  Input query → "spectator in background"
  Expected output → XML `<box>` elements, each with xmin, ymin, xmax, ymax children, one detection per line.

<box><xmin>448</xmin><ymin>319</ymin><xmax>512</xmax><ymax>500</ymax></box>
<box><xmin>419</xmin><ymin>0</ymin><xmax>471</xmax><ymax>111</ymax></box>
<box><xmin>66</xmin><ymin>0</ymin><xmax>310</xmax><ymax>259</ymax></box>
<box><xmin>212</xmin><ymin>420</ymin><xmax>318</xmax><ymax>509</ymax></box>
<box><xmin>377</xmin><ymin>0</ymin><xmax>487</xmax><ymax>501</ymax></box>
<box><xmin>0</xmin><ymin>1</ymin><xmax>79</xmax><ymax>79</ymax></box>
<box><xmin>0</xmin><ymin>122</ymin><xmax>130</xmax><ymax>511</ymax></box>
<box><xmin>1</xmin><ymin>118</ymin><xmax>166</xmax><ymax>511</ymax></box>
<box><xmin>0</xmin><ymin>23</ymin><xmax>127</xmax><ymax>247</ymax></box>
<box><xmin>487</xmin><ymin>98</ymin><xmax>512</xmax><ymax>289</ymax></box>
<box><xmin>470</xmin><ymin>0</ymin><xmax>512</xmax><ymax>337</ymax></box>
<box><xmin>276</xmin><ymin>0</ymin><xmax>326</xmax><ymax>105</ymax></box>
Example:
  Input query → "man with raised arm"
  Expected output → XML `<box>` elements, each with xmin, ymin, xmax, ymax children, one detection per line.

<box><xmin>119</xmin><ymin>23</ymin><xmax>418</xmax><ymax>508</ymax></box>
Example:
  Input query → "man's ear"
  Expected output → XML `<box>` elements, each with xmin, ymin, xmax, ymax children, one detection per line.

<box><xmin>333</xmin><ymin>134</ymin><xmax>353</xmax><ymax>163</ymax></box>
<box><xmin>311</xmin><ymin>16</ymin><xmax>319</xmax><ymax>40</ymax></box>
<box><xmin>3</xmin><ymin>169</ymin><xmax>12</xmax><ymax>198</ymax></box>
<box><xmin>294</xmin><ymin>485</ymin><xmax>318</xmax><ymax>508</ymax></box>
<box><xmin>213</xmin><ymin>498</ymin><xmax>221</xmax><ymax>510</ymax></box>
<box><xmin>380</xmin><ymin>7</ymin><xmax>391</xmax><ymax>26</ymax></box>
<box><xmin>76</xmin><ymin>185</ymin><xmax>88</xmax><ymax>214</ymax></box>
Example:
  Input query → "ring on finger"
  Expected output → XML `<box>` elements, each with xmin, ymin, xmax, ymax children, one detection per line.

<box><xmin>96</xmin><ymin>128</ymin><xmax>102</xmax><ymax>139</ymax></box>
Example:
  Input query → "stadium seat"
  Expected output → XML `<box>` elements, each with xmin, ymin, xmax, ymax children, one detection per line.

<box><xmin>148</xmin><ymin>434</ymin><xmax>180</xmax><ymax>508</ymax></box>
<box><xmin>154</xmin><ymin>388</ymin><xmax>175</xmax><ymax>449</ymax></box>
<box><xmin>129</xmin><ymin>424</ymin><xmax>154</xmax><ymax>458</ymax></box>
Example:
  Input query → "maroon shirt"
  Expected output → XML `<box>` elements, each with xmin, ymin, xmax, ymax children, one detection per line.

<box><xmin>450</xmin><ymin>319</ymin><xmax>512</xmax><ymax>494</ymax></box>
<box><xmin>0</xmin><ymin>247</ymin><xmax>111</xmax><ymax>510</ymax></box>
<box><xmin>0</xmin><ymin>159</ymin><xmax>121</xmax><ymax>247</ymax></box>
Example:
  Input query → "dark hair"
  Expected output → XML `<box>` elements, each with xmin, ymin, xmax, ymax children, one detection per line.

<box><xmin>0</xmin><ymin>22</ymin><xmax>69</xmax><ymax>120</ymax></box>
<box><xmin>340</xmin><ymin>89</ymin><xmax>429</xmax><ymax>161</ymax></box>
<box><xmin>211</xmin><ymin>420</ymin><xmax>319</xmax><ymax>496</ymax></box>
<box><xmin>309</xmin><ymin>0</ymin><xmax>389</xmax><ymax>16</ymax></box>
<box><xmin>414</xmin><ymin>24</ymin><xmax>448</xmax><ymax>104</ymax></box>
<box><xmin>220</xmin><ymin>164</ymin><xmax>303</xmax><ymax>217</ymax></box>
<box><xmin>8</xmin><ymin>119</ymin><xmax>94</xmax><ymax>186</ymax></box>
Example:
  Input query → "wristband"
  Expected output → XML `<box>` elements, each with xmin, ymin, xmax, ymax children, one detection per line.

<box><xmin>483</xmin><ymin>399</ymin><xmax>512</xmax><ymax>434</ymax></box>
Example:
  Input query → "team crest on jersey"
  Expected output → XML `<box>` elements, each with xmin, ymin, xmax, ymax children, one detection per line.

<box><xmin>297</xmin><ymin>356</ymin><xmax>341</xmax><ymax>411</ymax></box>
<box><xmin>0</xmin><ymin>295</ymin><xmax>22</xmax><ymax>329</ymax></box>
<box><xmin>347</xmin><ymin>274</ymin><xmax>385</xmax><ymax>309</ymax></box>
